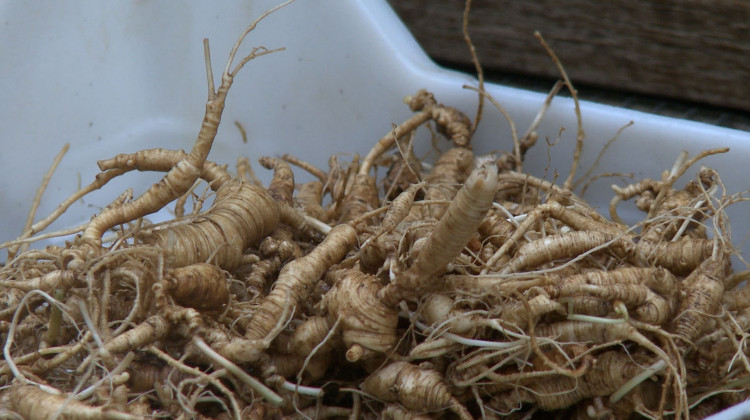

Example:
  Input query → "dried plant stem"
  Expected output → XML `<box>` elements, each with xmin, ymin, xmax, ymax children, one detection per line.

<box><xmin>647</xmin><ymin>147</ymin><xmax>729</xmax><ymax>219</ymax></box>
<box><xmin>192</xmin><ymin>337</ymin><xmax>283</xmax><ymax>407</ymax></box>
<box><xmin>462</xmin><ymin>0</ymin><xmax>484</xmax><ymax>134</ymax></box>
<box><xmin>9</xmin><ymin>143</ymin><xmax>70</xmax><ymax>258</ymax></box>
<box><xmin>534</xmin><ymin>31</ymin><xmax>584</xmax><ymax>191</ymax></box>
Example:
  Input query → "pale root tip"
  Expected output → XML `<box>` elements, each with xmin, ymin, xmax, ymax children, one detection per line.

<box><xmin>465</xmin><ymin>162</ymin><xmax>499</xmax><ymax>192</ymax></box>
<box><xmin>345</xmin><ymin>343</ymin><xmax>365</xmax><ymax>362</ymax></box>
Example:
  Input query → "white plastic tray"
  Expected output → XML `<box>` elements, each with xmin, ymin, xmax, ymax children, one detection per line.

<box><xmin>1</xmin><ymin>0</ymin><xmax>750</xmax><ymax>417</ymax></box>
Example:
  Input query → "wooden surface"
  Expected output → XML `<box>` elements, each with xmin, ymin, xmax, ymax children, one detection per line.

<box><xmin>388</xmin><ymin>0</ymin><xmax>750</xmax><ymax>112</ymax></box>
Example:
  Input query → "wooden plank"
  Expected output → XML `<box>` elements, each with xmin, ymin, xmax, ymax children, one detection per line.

<box><xmin>388</xmin><ymin>0</ymin><xmax>750</xmax><ymax>111</ymax></box>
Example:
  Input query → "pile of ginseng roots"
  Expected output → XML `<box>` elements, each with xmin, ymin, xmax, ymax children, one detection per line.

<box><xmin>1</xmin><ymin>33</ymin><xmax>749</xmax><ymax>420</ymax></box>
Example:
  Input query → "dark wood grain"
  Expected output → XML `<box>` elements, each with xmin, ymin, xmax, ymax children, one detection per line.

<box><xmin>388</xmin><ymin>0</ymin><xmax>750</xmax><ymax>111</ymax></box>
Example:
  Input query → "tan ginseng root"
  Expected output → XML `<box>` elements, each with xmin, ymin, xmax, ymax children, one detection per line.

<box><xmin>482</xmin><ymin>199</ymin><xmax>613</xmax><ymax>274</ymax></box>
<box><xmin>350</xmin><ymin>89</ymin><xmax>474</xmax><ymax>231</ymax></box>
<box><xmin>476</xmin><ymin>205</ymin><xmax>516</xmax><ymax>258</ymax></box>
<box><xmin>440</xmin><ymin>316</ymin><xmax>680</xmax><ymax>415</ymax></box>
<box><xmin>259</xmin><ymin>156</ymin><xmax>295</xmax><ymax>205</ymax></box>
<box><xmin>317</xmin><ymin>268</ymin><xmax>399</xmax><ymax>364</ymax></box>
<box><xmin>358</xmin><ymin>89</ymin><xmax>472</xmax><ymax>179</ymax></box>
<box><xmin>308</xmin><ymin>165</ymin><xmax>499</xmax><ymax>371</ymax></box>
<box><xmin>268</xmin><ymin>315</ymin><xmax>338</xmax><ymax>381</ymax></box>
<box><xmin>374</xmin><ymin>131</ymin><xmax>474</xmax><ymax>232</ymax></box>
<box><xmin>269</xmin><ymin>164</ymin><xmax>499</xmax><ymax>376</ymax></box>
<box><xmin>381</xmin><ymin>136</ymin><xmax>423</xmax><ymax>201</ymax></box>
<box><xmin>488</xmin><ymin>200</ymin><xmax>715</xmax><ymax>277</ymax></box>
<box><xmin>410</xmin><ymin>268</ymin><xmax>671</xmax><ymax>360</ymax></box>
<box><xmin>361</xmin><ymin>361</ymin><xmax>473</xmax><ymax>420</ymax></box>
<box><xmin>670</xmin><ymin>242</ymin><xmax>729</xmax><ymax>354</ymax></box>
<box><xmin>484</xmin><ymin>351</ymin><xmax>654</xmax><ymax>414</ymax></box>
<box><xmin>269</xmin><ymin>184</ymin><xmax>427</xmax><ymax>374</ymax></box>
<box><xmin>571</xmin><ymin>385</ymin><xmax>662</xmax><ymax>420</ymax></box>
<box><xmin>214</xmin><ymin>223</ymin><xmax>358</xmax><ymax>362</ymax></box>
<box><xmin>228</xmin><ymin>160</ymin><xmax>323</xmax><ymax>379</ymax></box>
<box><xmin>338</xmin><ymin>171</ymin><xmax>380</xmax><ymax>225</ymax></box>
<box><xmin>380</xmin><ymin>404</ymin><xmax>434</xmax><ymax>420</ymax></box>
<box><xmin>536</xmin><ymin>319</ymin><xmax>684</xmax><ymax>411</ymax></box>
<box><xmin>378</xmin><ymin>163</ymin><xmax>499</xmax><ymax>307</ymax></box>
<box><xmin>407</xmin><ymin>292</ymin><xmax>539</xmax><ymax>360</ymax></box>
<box><xmin>140</xmin><ymin>226</ymin><xmax>360</xmax><ymax>409</ymax></box>
<box><xmin>125</xmin><ymin>360</ymin><xmax>196</xmax><ymax>395</ymax></box>
<box><xmin>239</xmin><ymin>156</ymin><xmax>303</xmax><ymax>300</ymax></box>
<box><xmin>238</xmin><ymin>233</ymin><xmax>299</xmax><ymax>302</ymax></box>
<box><xmin>359</xmin><ymin>181</ymin><xmax>424</xmax><ymax>273</ymax></box>
<box><xmin>7</xmin><ymin>383</ymin><xmax>139</xmax><ymax>420</ymax></box>
<box><xmin>542</xmin><ymin>267</ymin><xmax>678</xmax><ymax>325</ymax></box>
<box><xmin>92</xmin><ymin>149</ymin><xmax>279</xmax><ymax>270</ymax></box>
<box><xmin>418</xmin><ymin>146</ymin><xmax>475</xmax><ymax>220</ymax></box>
<box><xmin>62</xmin><ymin>6</ymin><xmax>289</xmax><ymax>271</ymax></box>
<box><xmin>330</xmin><ymin>156</ymin><xmax>363</xmax><ymax>217</ymax></box>
<box><xmin>0</xmin><ymin>270</ymin><xmax>77</xmax><ymax>295</ymax></box>
<box><xmin>157</xmin><ymin>263</ymin><xmax>229</xmax><ymax>312</ymax></box>
<box><xmin>659</xmin><ymin>152</ymin><xmax>722</xmax><ymax>196</ymax></box>
<box><xmin>485</xmin><ymin>163</ymin><xmax>719</xmax><ymax>275</ymax></box>
<box><xmin>296</xmin><ymin>180</ymin><xmax>327</xmax><ymax>222</ymax></box>
<box><xmin>615</xmin><ymin>167</ymin><xmax>717</xmax><ymax>244</ymax></box>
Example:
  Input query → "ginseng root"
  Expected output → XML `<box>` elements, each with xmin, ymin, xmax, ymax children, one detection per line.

<box><xmin>319</xmin><ymin>269</ymin><xmax>399</xmax><ymax>363</ymax></box>
<box><xmin>486</xmin><ymin>351</ymin><xmax>652</xmax><ymax>413</ymax></box>
<box><xmin>218</xmin><ymin>224</ymin><xmax>358</xmax><ymax>363</ymax></box>
<box><xmin>158</xmin><ymin>263</ymin><xmax>229</xmax><ymax>311</ymax></box>
<box><xmin>8</xmin><ymin>384</ymin><xmax>140</xmax><ymax>420</ymax></box>
<box><xmin>379</xmin><ymin>163</ymin><xmax>499</xmax><ymax>307</ymax></box>
<box><xmin>359</xmin><ymin>89</ymin><xmax>472</xmax><ymax>177</ymax></box>
<box><xmin>75</xmin><ymin>26</ymin><xmax>284</xmax><ymax>265</ymax></box>
<box><xmin>671</xmin><ymin>251</ymin><xmax>728</xmax><ymax>351</ymax></box>
<box><xmin>91</xmin><ymin>149</ymin><xmax>281</xmax><ymax>270</ymax></box>
<box><xmin>361</xmin><ymin>361</ymin><xmax>473</xmax><ymax>419</ymax></box>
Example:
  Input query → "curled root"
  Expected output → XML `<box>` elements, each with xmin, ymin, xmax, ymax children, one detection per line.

<box><xmin>9</xmin><ymin>384</ymin><xmax>139</xmax><ymax>420</ymax></box>
<box><xmin>321</xmin><ymin>269</ymin><xmax>399</xmax><ymax>362</ymax></box>
<box><xmin>361</xmin><ymin>361</ymin><xmax>473</xmax><ymax>419</ymax></box>
<box><xmin>380</xmin><ymin>163</ymin><xmax>498</xmax><ymax>306</ymax></box>
<box><xmin>242</xmin><ymin>224</ymin><xmax>357</xmax><ymax>342</ymax></box>
<box><xmin>161</xmin><ymin>263</ymin><xmax>229</xmax><ymax>311</ymax></box>
<box><xmin>140</xmin><ymin>180</ymin><xmax>279</xmax><ymax>269</ymax></box>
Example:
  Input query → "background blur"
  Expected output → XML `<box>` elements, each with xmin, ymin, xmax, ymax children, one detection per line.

<box><xmin>388</xmin><ymin>0</ymin><xmax>750</xmax><ymax>131</ymax></box>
